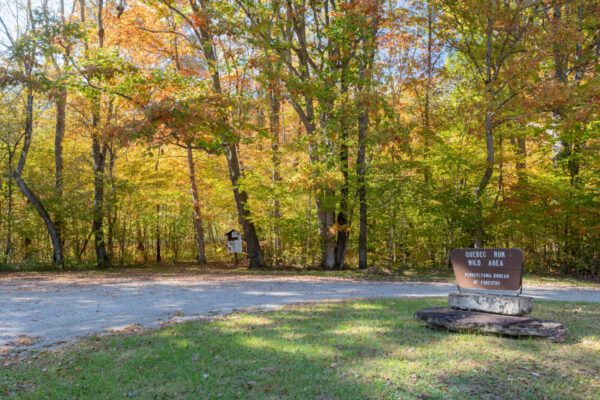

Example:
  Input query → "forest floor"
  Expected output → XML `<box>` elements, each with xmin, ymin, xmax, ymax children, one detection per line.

<box><xmin>1</xmin><ymin>298</ymin><xmax>599</xmax><ymax>399</ymax></box>
<box><xmin>4</xmin><ymin>260</ymin><xmax>598</xmax><ymax>287</ymax></box>
<box><xmin>1</xmin><ymin>270</ymin><xmax>600</xmax><ymax>359</ymax></box>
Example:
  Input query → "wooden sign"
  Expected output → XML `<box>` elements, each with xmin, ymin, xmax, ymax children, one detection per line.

<box><xmin>450</xmin><ymin>248</ymin><xmax>524</xmax><ymax>291</ymax></box>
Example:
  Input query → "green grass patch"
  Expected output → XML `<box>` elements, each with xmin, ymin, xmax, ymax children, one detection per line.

<box><xmin>2</xmin><ymin>298</ymin><xmax>599</xmax><ymax>399</ymax></box>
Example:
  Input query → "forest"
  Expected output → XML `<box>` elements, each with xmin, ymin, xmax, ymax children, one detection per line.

<box><xmin>0</xmin><ymin>0</ymin><xmax>598</xmax><ymax>276</ymax></box>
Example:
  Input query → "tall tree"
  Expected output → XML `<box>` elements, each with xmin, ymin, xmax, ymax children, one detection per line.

<box><xmin>78</xmin><ymin>0</ymin><xmax>110</xmax><ymax>267</ymax></box>
<box><xmin>356</xmin><ymin>7</ymin><xmax>380</xmax><ymax>269</ymax></box>
<box><xmin>0</xmin><ymin>90</ymin><xmax>25</xmax><ymax>263</ymax></box>
<box><xmin>236</xmin><ymin>0</ymin><xmax>378</xmax><ymax>268</ymax></box>
<box><xmin>157</xmin><ymin>0</ymin><xmax>265</xmax><ymax>268</ymax></box>
<box><xmin>50</xmin><ymin>0</ymin><xmax>77</xmax><ymax>256</ymax></box>
<box><xmin>440</xmin><ymin>0</ymin><xmax>532</xmax><ymax>247</ymax></box>
<box><xmin>0</xmin><ymin>4</ymin><xmax>64</xmax><ymax>266</ymax></box>
<box><xmin>186</xmin><ymin>144</ymin><xmax>207</xmax><ymax>264</ymax></box>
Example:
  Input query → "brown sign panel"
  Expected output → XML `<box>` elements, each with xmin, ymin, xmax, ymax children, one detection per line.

<box><xmin>450</xmin><ymin>248</ymin><xmax>524</xmax><ymax>291</ymax></box>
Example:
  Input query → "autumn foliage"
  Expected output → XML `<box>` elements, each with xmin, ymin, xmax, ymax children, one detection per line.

<box><xmin>0</xmin><ymin>0</ymin><xmax>599</xmax><ymax>276</ymax></box>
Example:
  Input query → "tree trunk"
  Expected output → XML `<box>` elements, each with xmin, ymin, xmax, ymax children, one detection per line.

<box><xmin>225</xmin><ymin>143</ymin><xmax>265</xmax><ymax>268</ymax></box>
<box><xmin>186</xmin><ymin>145</ymin><xmax>206</xmax><ymax>264</ymax></box>
<box><xmin>387</xmin><ymin>214</ymin><xmax>395</xmax><ymax>269</ymax></box>
<box><xmin>422</xmin><ymin>0</ymin><xmax>434</xmax><ymax>184</ymax></box>
<box><xmin>91</xmin><ymin>80</ymin><xmax>108</xmax><ymax>267</ymax></box>
<box><xmin>357</xmin><ymin>108</ymin><xmax>368</xmax><ymax>270</ymax></box>
<box><xmin>155</xmin><ymin>147</ymin><xmax>161</xmax><ymax>263</ymax></box>
<box><xmin>12</xmin><ymin>92</ymin><xmax>63</xmax><ymax>266</ymax></box>
<box><xmin>54</xmin><ymin>87</ymin><xmax>66</xmax><ymax>255</ymax></box>
<box><xmin>550</xmin><ymin>5</ymin><xmax>567</xmax><ymax>162</ymax></box>
<box><xmin>92</xmin><ymin>135</ymin><xmax>108</xmax><ymax>268</ymax></box>
<box><xmin>4</xmin><ymin>153</ymin><xmax>14</xmax><ymax>263</ymax></box>
<box><xmin>474</xmin><ymin>112</ymin><xmax>494</xmax><ymax>248</ymax></box>
<box><xmin>136</xmin><ymin>221</ymin><xmax>146</xmax><ymax>261</ymax></box>
<box><xmin>269</xmin><ymin>89</ymin><xmax>282</xmax><ymax>267</ymax></box>
<box><xmin>13</xmin><ymin>174</ymin><xmax>64</xmax><ymax>265</ymax></box>
<box><xmin>190</xmin><ymin>0</ymin><xmax>265</xmax><ymax>268</ymax></box>
<box><xmin>356</xmin><ymin>20</ymin><xmax>378</xmax><ymax>269</ymax></box>
<box><xmin>82</xmin><ymin>0</ymin><xmax>109</xmax><ymax>268</ymax></box>
<box><xmin>54</xmin><ymin>0</ymin><xmax>70</xmax><ymax>257</ymax></box>
<box><xmin>106</xmin><ymin>148</ymin><xmax>117</xmax><ymax>262</ymax></box>
<box><xmin>272</xmin><ymin>0</ymin><xmax>336</xmax><ymax>269</ymax></box>
<box><xmin>474</xmin><ymin>17</ymin><xmax>495</xmax><ymax>248</ymax></box>
<box><xmin>156</xmin><ymin>204</ymin><xmax>161</xmax><ymax>263</ymax></box>
<box><xmin>315</xmin><ymin>195</ymin><xmax>336</xmax><ymax>269</ymax></box>
<box><xmin>424</xmin><ymin>2</ymin><xmax>432</xmax><ymax>132</ymax></box>
<box><xmin>335</xmin><ymin>84</ymin><xmax>350</xmax><ymax>269</ymax></box>
<box><xmin>304</xmin><ymin>195</ymin><xmax>312</xmax><ymax>265</ymax></box>
<box><xmin>510</xmin><ymin>136</ymin><xmax>527</xmax><ymax>183</ymax></box>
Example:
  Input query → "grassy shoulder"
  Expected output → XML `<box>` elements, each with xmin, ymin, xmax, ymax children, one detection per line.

<box><xmin>217</xmin><ymin>264</ymin><xmax>600</xmax><ymax>288</ymax></box>
<box><xmin>2</xmin><ymin>298</ymin><xmax>599</xmax><ymax>399</ymax></box>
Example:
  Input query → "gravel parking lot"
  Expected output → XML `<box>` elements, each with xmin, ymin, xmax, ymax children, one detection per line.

<box><xmin>2</xmin><ymin>273</ymin><xmax>599</xmax><ymax>352</ymax></box>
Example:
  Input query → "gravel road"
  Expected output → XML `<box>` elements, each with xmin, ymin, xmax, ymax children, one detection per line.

<box><xmin>1</xmin><ymin>274</ymin><xmax>599</xmax><ymax>352</ymax></box>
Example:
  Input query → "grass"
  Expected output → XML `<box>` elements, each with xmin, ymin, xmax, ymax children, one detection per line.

<box><xmin>2</xmin><ymin>298</ymin><xmax>599</xmax><ymax>399</ymax></box>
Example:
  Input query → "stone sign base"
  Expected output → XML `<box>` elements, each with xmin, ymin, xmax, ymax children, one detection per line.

<box><xmin>414</xmin><ymin>307</ymin><xmax>567</xmax><ymax>342</ymax></box>
<box><xmin>414</xmin><ymin>291</ymin><xmax>566</xmax><ymax>341</ymax></box>
<box><xmin>448</xmin><ymin>292</ymin><xmax>534</xmax><ymax>316</ymax></box>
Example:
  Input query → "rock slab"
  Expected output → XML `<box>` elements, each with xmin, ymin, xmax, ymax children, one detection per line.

<box><xmin>414</xmin><ymin>307</ymin><xmax>567</xmax><ymax>342</ymax></box>
<box><xmin>448</xmin><ymin>292</ymin><xmax>534</xmax><ymax>316</ymax></box>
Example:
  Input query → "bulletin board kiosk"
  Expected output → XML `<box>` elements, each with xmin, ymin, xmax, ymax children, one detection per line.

<box><xmin>225</xmin><ymin>229</ymin><xmax>243</xmax><ymax>266</ymax></box>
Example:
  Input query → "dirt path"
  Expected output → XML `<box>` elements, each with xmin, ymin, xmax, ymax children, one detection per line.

<box><xmin>2</xmin><ymin>273</ymin><xmax>599</xmax><ymax>354</ymax></box>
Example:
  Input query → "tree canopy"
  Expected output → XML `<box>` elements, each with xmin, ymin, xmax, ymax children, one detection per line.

<box><xmin>0</xmin><ymin>0</ymin><xmax>598</xmax><ymax>276</ymax></box>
